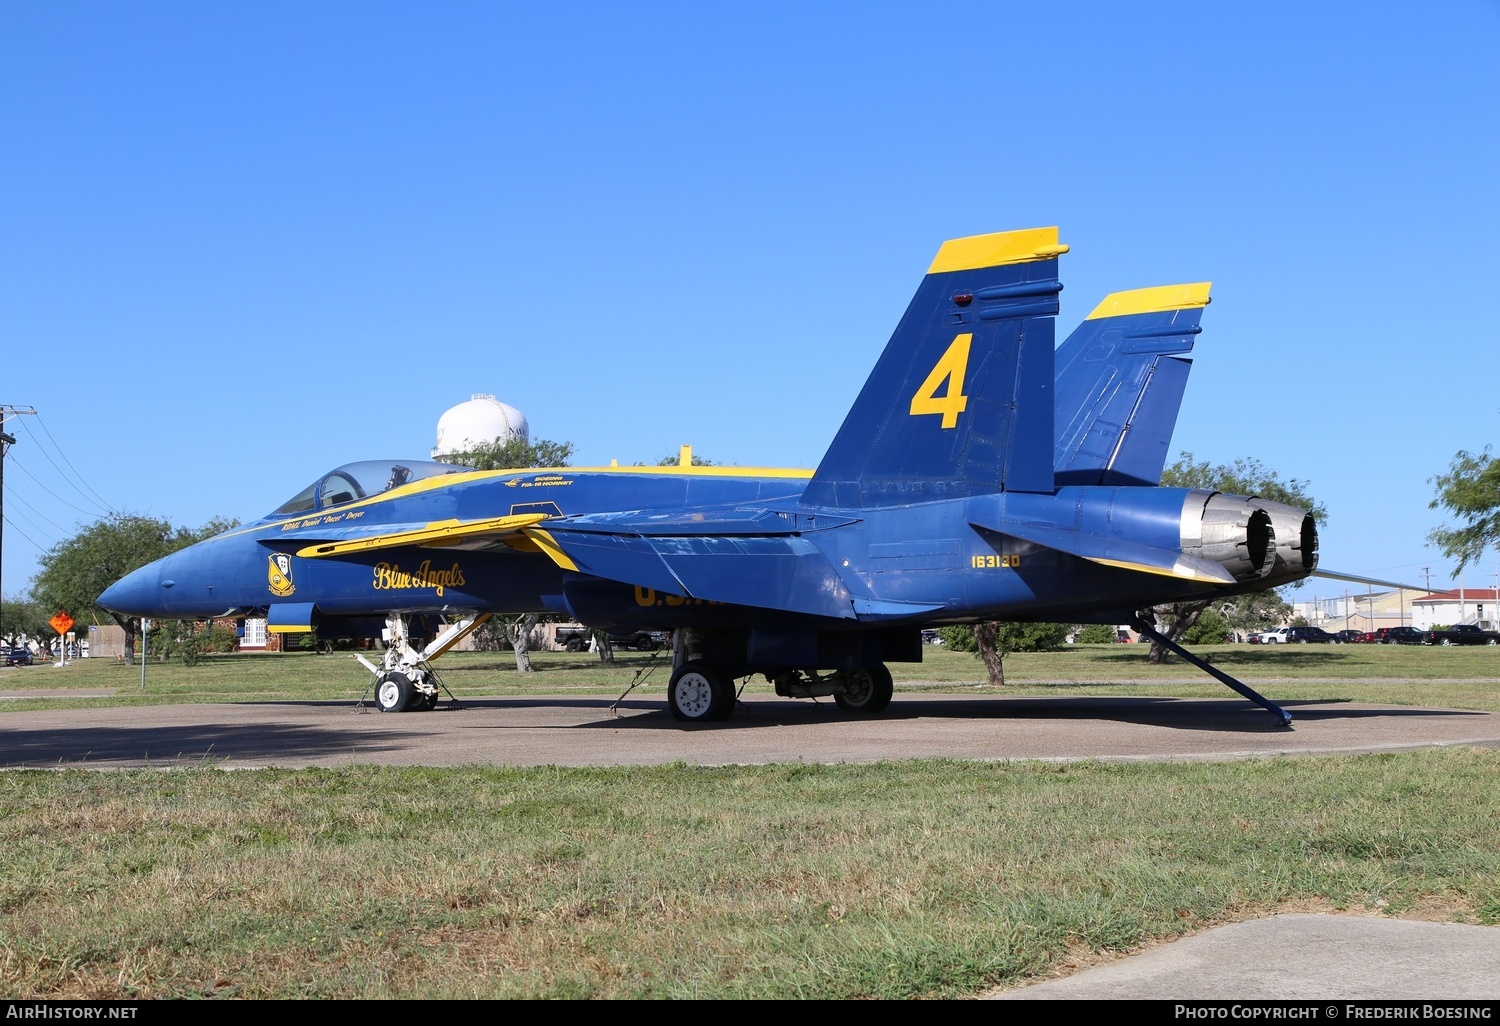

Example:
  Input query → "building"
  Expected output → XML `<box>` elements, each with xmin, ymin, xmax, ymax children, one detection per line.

<box><xmin>1411</xmin><ymin>588</ymin><xmax>1499</xmax><ymax>631</ymax></box>
<box><xmin>1295</xmin><ymin>589</ymin><xmax>1415</xmax><ymax>633</ymax></box>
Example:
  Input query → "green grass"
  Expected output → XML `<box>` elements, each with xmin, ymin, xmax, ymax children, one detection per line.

<box><xmin>3</xmin><ymin>645</ymin><xmax>1499</xmax><ymax>998</ymax></box>
<box><xmin>1</xmin><ymin>751</ymin><xmax>1496</xmax><ymax>998</ymax></box>
<box><xmin>4</xmin><ymin>643</ymin><xmax>1500</xmax><ymax>712</ymax></box>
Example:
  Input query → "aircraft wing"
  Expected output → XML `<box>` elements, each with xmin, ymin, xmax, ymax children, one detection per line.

<box><xmin>280</xmin><ymin>506</ymin><xmax>864</xmax><ymax>619</ymax></box>
<box><xmin>542</xmin><ymin>523</ymin><xmax>861</xmax><ymax>620</ymax></box>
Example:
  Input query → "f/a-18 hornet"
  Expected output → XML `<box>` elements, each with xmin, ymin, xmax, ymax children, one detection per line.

<box><xmin>102</xmin><ymin>227</ymin><xmax>1330</xmax><ymax>726</ymax></box>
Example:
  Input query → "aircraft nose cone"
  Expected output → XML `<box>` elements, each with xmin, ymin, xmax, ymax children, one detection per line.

<box><xmin>98</xmin><ymin>562</ymin><xmax>163</xmax><ymax>616</ymax></box>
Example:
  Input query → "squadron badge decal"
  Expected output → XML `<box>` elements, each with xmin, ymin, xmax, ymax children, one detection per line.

<box><xmin>268</xmin><ymin>553</ymin><xmax>296</xmax><ymax>597</ymax></box>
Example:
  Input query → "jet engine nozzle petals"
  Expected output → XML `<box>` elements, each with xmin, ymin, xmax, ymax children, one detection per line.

<box><xmin>1182</xmin><ymin>492</ymin><xmax>1276</xmax><ymax>583</ymax></box>
<box><xmin>1250</xmin><ymin>500</ymin><xmax>1320</xmax><ymax>586</ymax></box>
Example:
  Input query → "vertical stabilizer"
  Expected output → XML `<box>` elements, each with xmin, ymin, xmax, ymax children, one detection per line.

<box><xmin>1053</xmin><ymin>283</ymin><xmax>1211</xmax><ymax>487</ymax></box>
<box><xmin>801</xmin><ymin>228</ymin><xmax>1066</xmax><ymax>509</ymax></box>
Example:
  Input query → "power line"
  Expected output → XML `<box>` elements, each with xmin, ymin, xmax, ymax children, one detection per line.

<box><xmin>1</xmin><ymin>486</ymin><xmax>63</xmax><ymax>538</ymax></box>
<box><xmin>1</xmin><ymin>406</ymin><xmax>39</xmax><ymax>638</ymax></box>
<box><xmin>6</xmin><ymin>455</ymin><xmax>113</xmax><ymax>518</ymax></box>
<box><xmin>16</xmin><ymin>417</ymin><xmax>117</xmax><ymax>515</ymax></box>
<box><xmin>31</xmin><ymin>413</ymin><xmax>117</xmax><ymax>514</ymax></box>
<box><xmin>0</xmin><ymin>515</ymin><xmax>46</xmax><ymax>555</ymax></box>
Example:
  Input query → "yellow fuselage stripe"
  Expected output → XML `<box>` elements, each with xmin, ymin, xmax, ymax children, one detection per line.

<box><xmin>1086</xmin><ymin>556</ymin><xmax>1224</xmax><ymax>582</ymax></box>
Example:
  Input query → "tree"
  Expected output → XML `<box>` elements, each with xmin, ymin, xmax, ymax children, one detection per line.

<box><xmin>949</xmin><ymin>621</ymin><xmax>1069</xmax><ymax>685</ymax></box>
<box><xmin>1</xmin><ymin>593</ymin><xmax>49</xmax><ymax>649</ymax></box>
<box><xmin>1429</xmin><ymin>447</ymin><xmax>1500</xmax><ymax>572</ymax></box>
<box><xmin>1074</xmin><ymin>623</ymin><xmax>1116</xmax><ymax>644</ymax></box>
<box><xmin>1145</xmin><ymin>453</ymin><xmax>1326</xmax><ymax>664</ymax></box>
<box><xmin>1180</xmin><ymin>607</ymin><xmax>1231</xmax><ymax>644</ymax></box>
<box><xmin>31</xmin><ymin>514</ymin><xmax>238</xmax><ymax>665</ymax></box>
<box><xmin>655</xmin><ymin>450</ymin><xmax>719</xmax><ymax>467</ymax></box>
<box><xmin>441</xmin><ymin>436</ymin><xmax>575</xmax><ymax>472</ymax></box>
<box><xmin>148</xmin><ymin>620</ymin><xmax>239</xmax><ymax>665</ymax></box>
<box><xmin>439</xmin><ymin>435</ymin><xmax>576</xmax><ymax>671</ymax></box>
<box><xmin>1221</xmin><ymin>591</ymin><xmax>1292</xmax><ymax>641</ymax></box>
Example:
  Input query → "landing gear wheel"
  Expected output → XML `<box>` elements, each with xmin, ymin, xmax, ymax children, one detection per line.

<box><xmin>667</xmin><ymin>660</ymin><xmax>734</xmax><ymax>723</ymax></box>
<box><xmin>834</xmin><ymin>665</ymin><xmax>894</xmax><ymax>714</ymax></box>
<box><xmin>418</xmin><ymin>689</ymin><xmax>439</xmax><ymax>710</ymax></box>
<box><xmin>375</xmin><ymin>672</ymin><xmax>413</xmax><ymax>713</ymax></box>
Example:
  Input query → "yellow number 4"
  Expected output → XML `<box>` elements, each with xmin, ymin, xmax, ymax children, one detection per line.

<box><xmin>909</xmin><ymin>333</ymin><xmax>971</xmax><ymax>429</ymax></box>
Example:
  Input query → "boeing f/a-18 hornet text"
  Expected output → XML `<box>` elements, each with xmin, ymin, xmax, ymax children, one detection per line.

<box><xmin>103</xmin><ymin>227</ymin><xmax>1361</xmax><ymax>727</ymax></box>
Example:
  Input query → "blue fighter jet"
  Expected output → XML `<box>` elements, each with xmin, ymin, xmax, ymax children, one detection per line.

<box><xmin>100</xmin><ymin>227</ymin><xmax>1319</xmax><ymax>725</ymax></box>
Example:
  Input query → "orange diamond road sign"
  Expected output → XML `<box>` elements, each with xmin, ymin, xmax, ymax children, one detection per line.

<box><xmin>49</xmin><ymin>612</ymin><xmax>75</xmax><ymax>636</ymax></box>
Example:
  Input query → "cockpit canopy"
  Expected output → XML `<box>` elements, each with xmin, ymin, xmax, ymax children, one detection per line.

<box><xmin>272</xmin><ymin>460</ymin><xmax>464</xmax><ymax>516</ymax></box>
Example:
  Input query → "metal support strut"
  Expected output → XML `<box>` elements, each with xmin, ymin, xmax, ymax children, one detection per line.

<box><xmin>1130</xmin><ymin>617</ymin><xmax>1292</xmax><ymax>728</ymax></box>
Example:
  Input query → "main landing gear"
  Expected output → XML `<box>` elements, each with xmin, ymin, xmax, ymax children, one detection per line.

<box><xmin>663</xmin><ymin>630</ymin><xmax>896</xmax><ymax>724</ymax></box>
<box><xmin>666</xmin><ymin>660</ymin><xmax>736</xmax><ymax>722</ymax></box>
<box><xmin>356</xmin><ymin>612</ymin><xmax>490</xmax><ymax>712</ymax></box>
<box><xmin>663</xmin><ymin>660</ymin><xmax>896</xmax><ymax>723</ymax></box>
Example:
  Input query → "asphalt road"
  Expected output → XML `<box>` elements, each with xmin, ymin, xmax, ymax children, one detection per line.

<box><xmin>2</xmin><ymin>692</ymin><xmax>1498</xmax><ymax>769</ymax></box>
<box><xmin>5</xmin><ymin>691</ymin><xmax>1498</xmax><ymax>1000</ymax></box>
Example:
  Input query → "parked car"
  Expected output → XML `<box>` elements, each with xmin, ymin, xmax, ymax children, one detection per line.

<box><xmin>1383</xmin><ymin>626</ymin><xmax>1429</xmax><ymax>645</ymax></box>
<box><xmin>555</xmin><ymin>625</ymin><xmax>665</xmax><ymax>652</ymax></box>
<box><xmin>1355</xmin><ymin>632</ymin><xmax>1379</xmax><ymax>644</ymax></box>
<box><xmin>3</xmin><ymin>647</ymin><xmax>34</xmax><ymax>667</ymax></box>
<box><xmin>1425</xmin><ymin>624</ymin><xmax>1500</xmax><ymax>646</ymax></box>
<box><xmin>1259</xmin><ymin>626</ymin><xmax>1336</xmax><ymax>644</ymax></box>
<box><xmin>1333</xmin><ymin>629</ymin><xmax>1364</xmax><ymax>644</ymax></box>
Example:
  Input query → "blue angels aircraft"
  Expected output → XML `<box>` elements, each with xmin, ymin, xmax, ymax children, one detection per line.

<box><xmin>100</xmin><ymin>227</ymin><xmax>1322</xmax><ymax>725</ymax></box>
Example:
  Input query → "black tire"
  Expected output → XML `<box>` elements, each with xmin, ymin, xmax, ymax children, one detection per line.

<box><xmin>565</xmin><ymin>637</ymin><xmax>585</xmax><ymax>653</ymax></box>
<box><xmin>1442</xmin><ymin>638</ymin><xmax>1455</xmax><ymax>647</ymax></box>
<box><xmin>419</xmin><ymin>689</ymin><xmax>439</xmax><ymax>710</ymax></box>
<box><xmin>834</xmin><ymin>664</ymin><xmax>894</xmax><ymax>714</ymax></box>
<box><xmin>635</xmin><ymin>636</ymin><xmax>655</xmax><ymax>652</ymax></box>
<box><xmin>667</xmin><ymin>660</ymin><xmax>734</xmax><ymax>723</ymax></box>
<box><xmin>375</xmin><ymin>672</ymin><xmax>412</xmax><ymax>713</ymax></box>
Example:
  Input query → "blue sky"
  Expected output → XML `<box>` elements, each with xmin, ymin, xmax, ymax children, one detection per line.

<box><xmin>3</xmin><ymin>2</ymin><xmax>1499</xmax><ymax>604</ymax></box>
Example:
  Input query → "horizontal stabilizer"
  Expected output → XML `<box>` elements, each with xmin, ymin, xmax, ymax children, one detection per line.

<box><xmin>1312</xmin><ymin>569</ymin><xmax>1429</xmax><ymax>592</ymax></box>
<box><xmin>975</xmin><ymin>517</ymin><xmax>1236</xmax><ymax>584</ymax></box>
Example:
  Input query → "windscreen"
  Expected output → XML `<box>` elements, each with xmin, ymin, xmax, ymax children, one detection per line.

<box><xmin>272</xmin><ymin>460</ymin><xmax>465</xmax><ymax>516</ymax></box>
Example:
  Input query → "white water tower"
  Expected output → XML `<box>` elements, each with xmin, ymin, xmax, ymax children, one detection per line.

<box><xmin>432</xmin><ymin>394</ymin><xmax>529</xmax><ymax>459</ymax></box>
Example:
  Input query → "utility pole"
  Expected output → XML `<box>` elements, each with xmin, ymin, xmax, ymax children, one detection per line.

<box><xmin>0</xmin><ymin>406</ymin><xmax>39</xmax><ymax>647</ymax></box>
